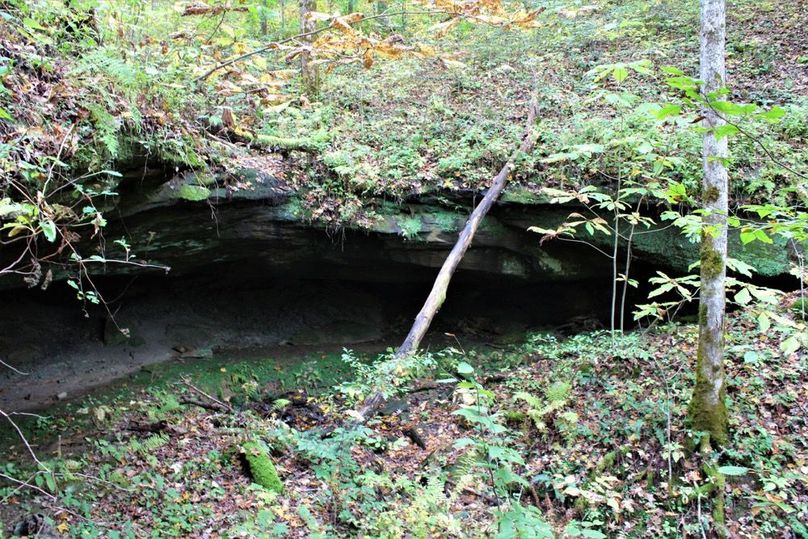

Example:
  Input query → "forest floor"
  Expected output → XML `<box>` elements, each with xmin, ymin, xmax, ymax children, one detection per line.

<box><xmin>1</xmin><ymin>297</ymin><xmax>805</xmax><ymax>538</ymax></box>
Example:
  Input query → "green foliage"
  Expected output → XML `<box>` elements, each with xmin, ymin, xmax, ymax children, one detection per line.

<box><xmin>397</xmin><ymin>215</ymin><xmax>423</xmax><ymax>240</ymax></box>
<box><xmin>337</xmin><ymin>348</ymin><xmax>439</xmax><ymax>402</ymax></box>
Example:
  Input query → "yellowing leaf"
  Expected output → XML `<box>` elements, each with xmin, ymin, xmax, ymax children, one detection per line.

<box><xmin>332</xmin><ymin>16</ymin><xmax>357</xmax><ymax>35</ymax></box>
<box><xmin>428</xmin><ymin>18</ymin><xmax>460</xmax><ymax>38</ymax></box>
<box><xmin>362</xmin><ymin>48</ymin><xmax>374</xmax><ymax>68</ymax></box>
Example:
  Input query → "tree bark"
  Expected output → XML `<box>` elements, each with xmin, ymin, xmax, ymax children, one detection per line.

<box><xmin>260</xmin><ymin>0</ymin><xmax>269</xmax><ymax>36</ymax></box>
<box><xmin>299</xmin><ymin>0</ymin><xmax>320</xmax><ymax>96</ymax></box>
<box><xmin>353</xmin><ymin>97</ymin><xmax>539</xmax><ymax>422</ymax></box>
<box><xmin>689</xmin><ymin>0</ymin><xmax>729</xmax><ymax>447</ymax></box>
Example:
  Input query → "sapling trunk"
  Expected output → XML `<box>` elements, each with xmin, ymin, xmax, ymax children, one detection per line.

<box><xmin>688</xmin><ymin>0</ymin><xmax>729</xmax><ymax>447</ymax></box>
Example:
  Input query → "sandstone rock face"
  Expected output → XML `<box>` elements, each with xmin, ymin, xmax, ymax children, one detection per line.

<box><xmin>0</xmin><ymin>165</ymin><xmax>798</xmax><ymax>412</ymax></box>
<box><xmin>106</xmin><ymin>167</ymin><xmax>795</xmax><ymax>284</ymax></box>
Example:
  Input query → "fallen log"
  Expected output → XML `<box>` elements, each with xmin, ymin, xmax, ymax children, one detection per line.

<box><xmin>183</xmin><ymin>3</ymin><xmax>248</xmax><ymax>16</ymax></box>
<box><xmin>353</xmin><ymin>96</ymin><xmax>540</xmax><ymax>423</ymax></box>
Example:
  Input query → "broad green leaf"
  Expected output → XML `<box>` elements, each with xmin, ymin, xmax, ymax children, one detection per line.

<box><xmin>754</xmin><ymin>228</ymin><xmax>773</xmax><ymax>244</ymax></box>
<box><xmin>40</xmin><ymin>219</ymin><xmax>56</xmax><ymax>242</ymax></box>
<box><xmin>456</xmin><ymin>361</ymin><xmax>474</xmax><ymax>375</ymax></box>
<box><xmin>739</xmin><ymin>229</ymin><xmax>756</xmax><ymax>244</ymax></box>
<box><xmin>655</xmin><ymin>104</ymin><xmax>681</xmax><ymax>120</ymax></box>
<box><xmin>713</xmin><ymin>124</ymin><xmax>739</xmax><ymax>140</ymax></box>
<box><xmin>759</xmin><ymin>106</ymin><xmax>785</xmax><ymax>121</ymax></box>
<box><xmin>733</xmin><ymin>288</ymin><xmax>752</xmax><ymax>305</ymax></box>
<box><xmin>781</xmin><ymin>336</ymin><xmax>800</xmax><ymax>356</ymax></box>
<box><xmin>718</xmin><ymin>466</ymin><xmax>748</xmax><ymax>476</ymax></box>
<box><xmin>758</xmin><ymin>313</ymin><xmax>770</xmax><ymax>333</ymax></box>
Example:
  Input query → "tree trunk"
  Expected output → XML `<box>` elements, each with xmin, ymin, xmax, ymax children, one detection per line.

<box><xmin>260</xmin><ymin>0</ymin><xmax>269</xmax><ymax>36</ymax></box>
<box><xmin>396</xmin><ymin>98</ymin><xmax>538</xmax><ymax>358</ymax></box>
<box><xmin>353</xmin><ymin>98</ymin><xmax>539</xmax><ymax>422</ymax></box>
<box><xmin>280</xmin><ymin>0</ymin><xmax>286</xmax><ymax>34</ymax></box>
<box><xmin>688</xmin><ymin>0</ymin><xmax>729</xmax><ymax>447</ymax></box>
<box><xmin>299</xmin><ymin>0</ymin><xmax>320</xmax><ymax>96</ymax></box>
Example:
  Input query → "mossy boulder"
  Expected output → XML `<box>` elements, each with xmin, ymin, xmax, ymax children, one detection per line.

<box><xmin>242</xmin><ymin>441</ymin><xmax>283</xmax><ymax>493</ymax></box>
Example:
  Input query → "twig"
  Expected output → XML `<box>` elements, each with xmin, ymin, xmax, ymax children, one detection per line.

<box><xmin>179</xmin><ymin>397</ymin><xmax>229</xmax><ymax>413</ymax></box>
<box><xmin>709</xmin><ymin>104</ymin><xmax>808</xmax><ymax>181</ymax></box>
<box><xmin>0</xmin><ymin>358</ymin><xmax>29</xmax><ymax>375</ymax></box>
<box><xmin>0</xmin><ymin>472</ymin><xmax>56</xmax><ymax>501</ymax></box>
<box><xmin>1</xmin><ymin>409</ymin><xmax>49</xmax><ymax>471</ymax></box>
<box><xmin>42</xmin><ymin>123</ymin><xmax>76</xmax><ymax>195</ymax></box>
<box><xmin>181</xmin><ymin>377</ymin><xmax>233</xmax><ymax>412</ymax></box>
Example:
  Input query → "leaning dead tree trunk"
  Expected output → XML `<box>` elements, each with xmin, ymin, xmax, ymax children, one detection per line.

<box><xmin>688</xmin><ymin>0</ymin><xmax>729</xmax><ymax>448</ymax></box>
<box><xmin>354</xmin><ymin>97</ymin><xmax>539</xmax><ymax>421</ymax></box>
<box><xmin>396</xmin><ymin>101</ymin><xmax>538</xmax><ymax>358</ymax></box>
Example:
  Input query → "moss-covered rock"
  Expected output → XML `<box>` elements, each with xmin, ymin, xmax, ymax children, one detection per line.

<box><xmin>242</xmin><ymin>441</ymin><xmax>283</xmax><ymax>493</ymax></box>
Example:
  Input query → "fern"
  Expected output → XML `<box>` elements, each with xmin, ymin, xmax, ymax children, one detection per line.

<box><xmin>86</xmin><ymin>103</ymin><xmax>121</xmax><ymax>159</ymax></box>
<box><xmin>127</xmin><ymin>433</ymin><xmax>169</xmax><ymax>457</ymax></box>
<box><xmin>73</xmin><ymin>47</ymin><xmax>148</xmax><ymax>94</ymax></box>
<box><xmin>514</xmin><ymin>381</ymin><xmax>572</xmax><ymax>431</ymax></box>
<box><xmin>451</xmin><ymin>450</ymin><xmax>478</xmax><ymax>479</ymax></box>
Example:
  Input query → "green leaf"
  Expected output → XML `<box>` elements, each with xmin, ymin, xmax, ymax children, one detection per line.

<box><xmin>758</xmin><ymin>313</ymin><xmax>770</xmax><ymax>333</ymax></box>
<box><xmin>456</xmin><ymin>361</ymin><xmax>474</xmax><ymax>375</ymax></box>
<box><xmin>713</xmin><ymin>124</ymin><xmax>739</xmax><ymax>140</ymax></box>
<box><xmin>612</xmin><ymin>66</ymin><xmax>629</xmax><ymax>83</ymax></box>
<box><xmin>0</xmin><ymin>107</ymin><xmax>12</xmax><ymax>121</ymax></box>
<box><xmin>781</xmin><ymin>336</ymin><xmax>800</xmax><ymax>356</ymax></box>
<box><xmin>754</xmin><ymin>228</ymin><xmax>773</xmax><ymax>244</ymax></box>
<box><xmin>717</xmin><ymin>466</ymin><xmax>749</xmax><ymax>476</ymax></box>
<box><xmin>40</xmin><ymin>219</ymin><xmax>57</xmax><ymax>242</ymax></box>
<box><xmin>739</xmin><ymin>229</ymin><xmax>756</xmax><ymax>244</ymax></box>
<box><xmin>759</xmin><ymin>106</ymin><xmax>785</xmax><ymax>121</ymax></box>
<box><xmin>655</xmin><ymin>104</ymin><xmax>681</xmax><ymax>120</ymax></box>
<box><xmin>733</xmin><ymin>288</ymin><xmax>752</xmax><ymax>305</ymax></box>
<box><xmin>44</xmin><ymin>472</ymin><xmax>57</xmax><ymax>493</ymax></box>
<box><xmin>661</xmin><ymin>65</ymin><xmax>684</xmax><ymax>76</ymax></box>
<box><xmin>23</xmin><ymin>17</ymin><xmax>46</xmax><ymax>31</ymax></box>
<box><xmin>666</xmin><ymin>76</ymin><xmax>700</xmax><ymax>92</ymax></box>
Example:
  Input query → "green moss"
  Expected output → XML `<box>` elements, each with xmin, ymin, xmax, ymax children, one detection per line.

<box><xmin>500</xmin><ymin>189</ymin><xmax>547</xmax><ymax>205</ymax></box>
<box><xmin>432</xmin><ymin>211</ymin><xmax>458</xmax><ymax>233</ymax></box>
<box><xmin>700</xmin><ymin>236</ymin><xmax>724</xmax><ymax>280</ymax></box>
<box><xmin>242</xmin><ymin>441</ymin><xmax>283</xmax><ymax>493</ymax></box>
<box><xmin>177</xmin><ymin>184</ymin><xmax>211</xmax><ymax>202</ymax></box>
<box><xmin>703</xmin><ymin>186</ymin><xmax>720</xmax><ymax>204</ymax></box>
<box><xmin>688</xmin><ymin>342</ymin><xmax>729</xmax><ymax>446</ymax></box>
